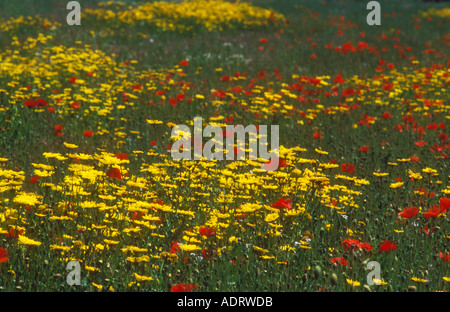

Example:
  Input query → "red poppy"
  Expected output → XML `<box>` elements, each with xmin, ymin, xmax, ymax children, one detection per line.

<box><xmin>202</xmin><ymin>249</ymin><xmax>214</xmax><ymax>258</ymax></box>
<box><xmin>359</xmin><ymin>146</ymin><xmax>370</xmax><ymax>152</ymax></box>
<box><xmin>54</xmin><ymin>124</ymin><xmax>64</xmax><ymax>136</ymax></box>
<box><xmin>179</xmin><ymin>60</ymin><xmax>189</xmax><ymax>66</ymax></box>
<box><xmin>69</xmin><ymin>77</ymin><xmax>77</xmax><ymax>83</ymax></box>
<box><xmin>420</xmin><ymin>224</ymin><xmax>436</xmax><ymax>235</ymax></box>
<box><xmin>83</xmin><ymin>130</ymin><xmax>93</xmax><ymax>137</ymax></box>
<box><xmin>359</xmin><ymin>242</ymin><xmax>374</xmax><ymax>252</ymax></box>
<box><xmin>36</xmin><ymin>98</ymin><xmax>47</xmax><ymax>107</ymax></box>
<box><xmin>341</xmin><ymin>163</ymin><xmax>355</xmax><ymax>174</ymax></box>
<box><xmin>439</xmin><ymin>252</ymin><xmax>450</xmax><ymax>261</ymax></box>
<box><xmin>115</xmin><ymin>153</ymin><xmax>128</xmax><ymax>160</ymax></box>
<box><xmin>106</xmin><ymin>167</ymin><xmax>122</xmax><ymax>180</ymax></box>
<box><xmin>415</xmin><ymin>140</ymin><xmax>427</xmax><ymax>147</ymax></box>
<box><xmin>24</xmin><ymin>100</ymin><xmax>36</xmax><ymax>108</ymax></box>
<box><xmin>398</xmin><ymin>206</ymin><xmax>419</xmax><ymax>218</ymax></box>
<box><xmin>270</xmin><ymin>198</ymin><xmax>292</xmax><ymax>210</ymax></box>
<box><xmin>131</xmin><ymin>212</ymin><xmax>143</xmax><ymax>220</ymax></box>
<box><xmin>171</xmin><ymin>283</ymin><xmax>198</xmax><ymax>292</ymax></box>
<box><xmin>150</xmin><ymin>140</ymin><xmax>156</xmax><ymax>146</ymax></box>
<box><xmin>331</xmin><ymin>257</ymin><xmax>348</xmax><ymax>266</ymax></box>
<box><xmin>342</xmin><ymin>238</ymin><xmax>360</xmax><ymax>250</ymax></box>
<box><xmin>28</xmin><ymin>175</ymin><xmax>40</xmax><ymax>184</ymax></box>
<box><xmin>199</xmin><ymin>227</ymin><xmax>216</xmax><ymax>238</ymax></box>
<box><xmin>6</xmin><ymin>228</ymin><xmax>23</xmax><ymax>238</ymax></box>
<box><xmin>170</xmin><ymin>241</ymin><xmax>180</xmax><ymax>254</ymax></box>
<box><xmin>313</xmin><ymin>130</ymin><xmax>323</xmax><ymax>139</ymax></box>
<box><xmin>423</xmin><ymin>206</ymin><xmax>440</xmax><ymax>220</ymax></box>
<box><xmin>440</xmin><ymin>198</ymin><xmax>450</xmax><ymax>213</ymax></box>
<box><xmin>169</xmin><ymin>98</ymin><xmax>177</xmax><ymax>106</ymax></box>
<box><xmin>379</xmin><ymin>240</ymin><xmax>397</xmax><ymax>252</ymax></box>
<box><xmin>71</xmin><ymin>101</ymin><xmax>80</xmax><ymax>109</ymax></box>
<box><xmin>333</xmin><ymin>73</ymin><xmax>345</xmax><ymax>84</ymax></box>
<box><xmin>0</xmin><ymin>247</ymin><xmax>8</xmax><ymax>263</ymax></box>
<box><xmin>382</xmin><ymin>112</ymin><xmax>393</xmax><ymax>119</ymax></box>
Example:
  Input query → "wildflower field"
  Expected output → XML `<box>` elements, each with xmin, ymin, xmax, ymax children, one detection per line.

<box><xmin>0</xmin><ymin>0</ymin><xmax>449</xmax><ymax>292</ymax></box>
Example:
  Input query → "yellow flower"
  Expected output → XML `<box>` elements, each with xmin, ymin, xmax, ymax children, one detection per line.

<box><xmin>346</xmin><ymin>278</ymin><xmax>361</xmax><ymax>287</ymax></box>
<box><xmin>315</xmin><ymin>148</ymin><xmax>328</xmax><ymax>155</ymax></box>
<box><xmin>146</xmin><ymin>119</ymin><xmax>163</xmax><ymax>125</ymax></box>
<box><xmin>133</xmin><ymin>273</ymin><xmax>153</xmax><ymax>282</ymax></box>
<box><xmin>373</xmin><ymin>172</ymin><xmax>389</xmax><ymax>177</ymax></box>
<box><xmin>63</xmin><ymin>142</ymin><xmax>78</xmax><ymax>149</ymax></box>
<box><xmin>104</xmin><ymin>239</ymin><xmax>120</xmax><ymax>245</ymax></box>
<box><xmin>85</xmin><ymin>265</ymin><xmax>100</xmax><ymax>272</ymax></box>
<box><xmin>18</xmin><ymin>235</ymin><xmax>42</xmax><ymax>246</ymax></box>
<box><xmin>253</xmin><ymin>246</ymin><xmax>269</xmax><ymax>253</ymax></box>
<box><xmin>422</xmin><ymin>167</ymin><xmax>437</xmax><ymax>174</ymax></box>
<box><xmin>408</xmin><ymin>170</ymin><xmax>423</xmax><ymax>180</ymax></box>
<box><xmin>229</xmin><ymin>236</ymin><xmax>238</xmax><ymax>243</ymax></box>
<box><xmin>411</xmin><ymin>277</ymin><xmax>428</xmax><ymax>283</ymax></box>
<box><xmin>371</xmin><ymin>278</ymin><xmax>388</xmax><ymax>285</ymax></box>
<box><xmin>13</xmin><ymin>192</ymin><xmax>41</xmax><ymax>206</ymax></box>
<box><xmin>50</xmin><ymin>245</ymin><xmax>72</xmax><ymax>251</ymax></box>
<box><xmin>264</xmin><ymin>212</ymin><xmax>279</xmax><ymax>223</ymax></box>
<box><xmin>179</xmin><ymin>244</ymin><xmax>201</xmax><ymax>252</ymax></box>
<box><xmin>389</xmin><ymin>182</ymin><xmax>404</xmax><ymax>189</ymax></box>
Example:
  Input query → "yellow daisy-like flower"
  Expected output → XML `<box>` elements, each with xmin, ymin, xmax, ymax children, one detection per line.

<box><xmin>389</xmin><ymin>182</ymin><xmax>404</xmax><ymax>189</ymax></box>
<box><xmin>146</xmin><ymin>119</ymin><xmax>163</xmax><ymax>125</ymax></box>
<box><xmin>133</xmin><ymin>273</ymin><xmax>153</xmax><ymax>282</ymax></box>
<box><xmin>63</xmin><ymin>142</ymin><xmax>78</xmax><ymax>149</ymax></box>
<box><xmin>85</xmin><ymin>265</ymin><xmax>100</xmax><ymax>272</ymax></box>
<box><xmin>179</xmin><ymin>244</ymin><xmax>201</xmax><ymax>252</ymax></box>
<box><xmin>346</xmin><ymin>278</ymin><xmax>361</xmax><ymax>287</ymax></box>
<box><xmin>13</xmin><ymin>192</ymin><xmax>41</xmax><ymax>206</ymax></box>
<box><xmin>422</xmin><ymin>167</ymin><xmax>437</xmax><ymax>174</ymax></box>
<box><xmin>411</xmin><ymin>277</ymin><xmax>428</xmax><ymax>283</ymax></box>
<box><xmin>253</xmin><ymin>246</ymin><xmax>269</xmax><ymax>253</ymax></box>
<box><xmin>18</xmin><ymin>235</ymin><xmax>42</xmax><ymax>246</ymax></box>
<box><xmin>371</xmin><ymin>278</ymin><xmax>388</xmax><ymax>285</ymax></box>
<box><xmin>315</xmin><ymin>148</ymin><xmax>328</xmax><ymax>155</ymax></box>
<box><xmin>264</xmin><ymin>212</ymin><xmax>279</xmax><ymax>223</ymax></box>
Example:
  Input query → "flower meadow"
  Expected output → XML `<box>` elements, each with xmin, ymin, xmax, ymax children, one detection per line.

<box><xmin>0</xmin><ymin>0</ymin><xmax>449</xmax><ymax>292</ymax></box>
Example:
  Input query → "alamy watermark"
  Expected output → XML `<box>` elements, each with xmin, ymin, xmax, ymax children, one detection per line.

<box><xmin>170</xmin><ymin>117</ymin><xmax>280</xmax><ymax>171</ymax></box>
<box><xmin>66</xmin><ymin>260</ymin><xmax>81</xmax><ymax>285</ymax></box>
<box><xmin>366</xmin><ymin>261</ymin><xmax>382</xmax><ymax>285</ymax></box>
